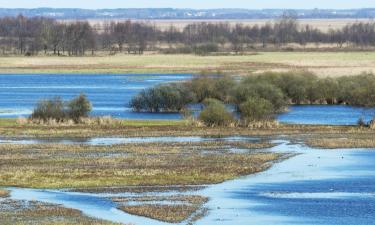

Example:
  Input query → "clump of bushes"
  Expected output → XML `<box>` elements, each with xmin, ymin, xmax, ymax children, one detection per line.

<box><xmin>130</xmin><ymin>83</ymin><xmax>194</xmax><ymax>112</ymax></box>
<box><xmin>198</xmin><ymin>99</ymin><xmax>234</xmax><ymax>126</ymax></box>
<box><xmin>239</xmin><ymin>97</ymin><xmax>275</xmax><ymax>125</ymax></box>
<box><xmin>30</xmin><ymin>94</ymin><xmax>92</xmax><ymax>123</ymax></box>
<box><xmin>130</xmin><ymin>70</ymin><xmax>375</xmax><ymax>127</ymax></box>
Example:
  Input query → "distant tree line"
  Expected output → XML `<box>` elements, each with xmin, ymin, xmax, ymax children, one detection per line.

<box><xmin>2</xmin><ymin>15</ymin><xmax>375</xmax><ymax>55</ymax></box>
<box><xmin>130</xmin><ymin>71</ymin><xmax>375</xmax><ymax>126</ymax></box>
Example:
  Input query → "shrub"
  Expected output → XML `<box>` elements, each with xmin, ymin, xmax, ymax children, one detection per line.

<box><xmin>30</xmin><ymin>97</ymin><xmax>66</xmax><ymax>122</ymax></box>
<box><xmin>188</xmin><ymin>73</ymin><xmax>235</xmax><ymax>102</ymax></box>
<box><xmin>198</xmin><ymin>99</ymin><xmax>234</xmax><ymax>126</ymax></box>
<box><xmin>239</xmin><ymin>97</ymin><xmax>275</xmax><ymax>124</ymax></box>
<box><xmin>130</xmin><ymin>83</ymin><xmax>194</xmax><ymax>112</ymax></box>
<box><xmin>233</xmin><ymin>80</ymin><xmax>286</xmax><ymax>112</ymax></box>
<box><xmin>68</xmin><ymin>94</ymin><xmax>92</xmax><ymax>122</ymax></box>
<box><xmin>30</xmin><ymin>94</ymin><xmax>92</xmax><ymax>123</ymax></box>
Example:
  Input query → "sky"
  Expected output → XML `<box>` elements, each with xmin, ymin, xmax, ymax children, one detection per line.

<box><xmin>0</xmin><ymin>0</ymin><xmax>374</xmax><ymax>9</ymax></box>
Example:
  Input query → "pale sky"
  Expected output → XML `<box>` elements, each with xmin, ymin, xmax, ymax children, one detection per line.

<box><xmin>0</xmin><ymin>0</ymin><xmax>374</xmax><ymax>9</ymax></box>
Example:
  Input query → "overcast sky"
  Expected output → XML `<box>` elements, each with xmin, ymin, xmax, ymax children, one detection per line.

<box><xmin>0</xmin><ymin>0</ymin><xmax>374</xmax><ymax>9</ymax></box>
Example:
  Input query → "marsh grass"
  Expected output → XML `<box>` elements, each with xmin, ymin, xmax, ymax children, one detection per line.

<box><xmin>1</xmin><ymin>118</ymin><xmax>373</xmax><ymax>138</ymax></box>
<box><xmin>0</xmin><ymin>141</ymin><xmax>280</xmax><ymax>188</ymax></box>
<box><xmin>306</xmin><ymin>138</ymin><xmax>375</xmax><ymax>148</ymax></box>
<box><xmin>0</xmin><ymin>199</ymin><xmax>120</xmax><ymax>225</ymax></box>
<box><xmin>119</xmin><ymin>204</ymin><xmax>199</xmax><ymax>223</ymax></box>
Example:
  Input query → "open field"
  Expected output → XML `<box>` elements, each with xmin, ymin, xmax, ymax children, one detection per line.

<box><xmin>1</xmin><ymin>52</ymin><xmax>375</xmax><ymax>76</ymax></box>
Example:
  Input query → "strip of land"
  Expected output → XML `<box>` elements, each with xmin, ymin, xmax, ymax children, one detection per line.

<box><xmin>1</xmin><ymin>52</ymin><xmax>375</xmax><ymax>76</ymax></box>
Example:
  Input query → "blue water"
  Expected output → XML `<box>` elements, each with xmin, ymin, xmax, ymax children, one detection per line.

<box><xmin>0</xmin><ymin>74</ymin><xmax>191</xmax><ymax>120</ymax></box>
<box><xmin>0</xmin><ymin>74</ymin><xmax>374</xmax><ymax>124</ymax></box>
<box><xmin>198</xmin><ymin>142</ymin><xmax>375</xmax><ymax>225</ymax></box>
<box><xmin>278</xmin><ymin>105</ymin><xmax>375</xmax><ymax>125</ymax></box>
<box><xmin>7</xmin><ymin>141</ymin><xmax>375</xmax><ymax>225</ymax></box>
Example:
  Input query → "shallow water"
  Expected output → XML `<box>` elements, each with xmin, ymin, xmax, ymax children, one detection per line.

<box><xmin>278</xmin><ymin>105</ymin><xmax>375</xmax><ymax>125</ymax></box>
<box><xmin>1</xmin><ymin>74</ymin><xmax>375</xmax><ymax>125</ymax></box>
<box><xmin>197</xmin><ymin>142</ymin><xmax>375</xmax><ymax>225</ymax></box>
<box><xmin>6</xmin><ymin>139</ymin><xmax>375</xmax><ymax>225</ymax></box>
<box><xmin>0</xmin><ymin>74</ymin><xmax>191</xmax><ymax>120</ymax></box>
<box><xmin>0</xmin><ymin>136</ymin><xmax>260</xmax><ymax>145</ymax></box>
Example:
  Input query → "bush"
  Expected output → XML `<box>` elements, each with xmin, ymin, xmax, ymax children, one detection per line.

<box><xmin>198</xmin><ymin>99</ymin><xmax>234</xmax><ymax>126</ymax></box>
<box><xmin>130</xmin><ymin>83</ymin><xmax>194</xmax><ymax>112</ymax></box>
<box><xmin>233</xmin><ymin>80</ymin><xmax>286</xmax><ymax>112</ymax></box>
<box><xmin>188</xmin><ymin>73</ymin><xmax>235</xmax><ymax>102</ymax></box>
<box><xmin>68</xmin><ymin>94</ymin><xmax>92</xmax><ymax>122</ymax></box>
<box><xmin>30</xmin><ymin>94</ymin><xmax>92</xmax><ymax>123</ymax></box>
<box><xmin>30</xmin><ymin>97</ymin><xmax>66</xmax><ymax>122</ymax></box>
<box><xmin>239</xmin><ymin>97</ymin><xmax>275</xmax><ymax>124</ymax></box>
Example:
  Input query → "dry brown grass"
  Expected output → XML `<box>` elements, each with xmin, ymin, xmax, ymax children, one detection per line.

<box><xmin>119</xmin><ymin>204</ymin><xmax>198</xmax><ymax>223</ymax></box>
<box><xmin>0</xmin><ymin>199</ymin><xmax>119</xmax><ymax>225</ymax></box>
<box><xmin>306</xmin><ymin>138</ymin><xmax>375</xmax><ymax>149</ymax></box>
<box><xmin>0</xmin><ymin>141</ymin><xmax>280</xmax><ymax>188</ymax></box>
<box><xmin>1</xmin><ymin>52</ymin><xmax>375</xmax><ymax>76</ymax></box>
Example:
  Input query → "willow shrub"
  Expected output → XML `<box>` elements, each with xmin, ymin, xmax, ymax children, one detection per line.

<box><xmin>199</xmin><ymin>99</ymin><xmax>234</xmax><ymax>126</ymax></box>
<box><xmin>30</xmin><ymin>94</ymin><xmax>92</xmax><ymax>123</ymax></box>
